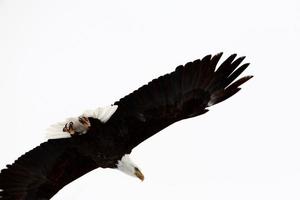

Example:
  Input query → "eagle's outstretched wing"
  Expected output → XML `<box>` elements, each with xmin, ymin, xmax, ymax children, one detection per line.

<box><xmin>112</xmin><ymin>53</ymin><xmax>252</xmax><ymax>150</ymax></box>
<box><xmin>0</xmin><ymin>53</ymin><xmax>252</xmax><ymax>200</ymax></box>
<box><xmin>0</xmin><ymin>138</ymin><xmax>98</xmax><ymax>200</ymax></box>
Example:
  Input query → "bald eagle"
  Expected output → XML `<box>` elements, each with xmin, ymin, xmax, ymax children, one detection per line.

<box><xmin>0</xmin><ymin>53</ymin><xmax>252</xmax><ymax>200</ymax></box>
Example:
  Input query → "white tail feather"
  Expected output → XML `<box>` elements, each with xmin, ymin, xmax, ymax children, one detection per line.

<box><xmin>82</xmin><ymin>105</ymin><xmax>118</xmax><ymax>123</ymax></box>
<box><xmin>46</xmin><ymin>105</ymin><xmax>118</xmax><ymax>140</ymax></box>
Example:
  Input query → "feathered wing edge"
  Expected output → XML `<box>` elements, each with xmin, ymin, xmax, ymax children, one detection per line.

<box><xmin>204</xmin><ymin>53</ymin><xmax>253</xmax><ymax>106</ymax></box>
<box><xmin>113</xmin><ymin>53</ymin><xmax>252</xmax><ymax>149</ymax></box>
<box><xmin>0</xmin><ymin>139</ymin><xmax>98</xmax><ymax>200</ymax></box>
<box><xmin>171</xmin><ymin>53</ymin><xmax>253</xmax><ymax>108</ymax></box>
<box><xmin>115</xmin><ymin>53</ymin><xmax>252</xmax><ymax>111</ymax></box>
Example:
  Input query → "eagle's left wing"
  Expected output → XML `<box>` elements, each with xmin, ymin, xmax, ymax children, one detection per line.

<box><xmin>0</xmin><ymin>138</ymin><xmax>98</xmax><ymax>200</ymax></box>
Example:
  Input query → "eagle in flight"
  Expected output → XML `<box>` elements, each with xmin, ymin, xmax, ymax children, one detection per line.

<box><xmin>0</xmin><ymin>53</ymin><xmax>252</xmax><ymax>200</ymax></box>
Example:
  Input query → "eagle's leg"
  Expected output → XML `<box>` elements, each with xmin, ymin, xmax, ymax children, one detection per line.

<box><xmin>63</xmin><ymin>122</ymin><xmax>75</xmax><ymax>135</ymax></box>
<box><xmin>63</xmin><ymin>117</ymin><xmax>91</xmax><ymax>136</ymax></box>
<box><xmin>78</xmin><ymin>116</ymin><xmax>91</xmax><ymax>129</ymax></box>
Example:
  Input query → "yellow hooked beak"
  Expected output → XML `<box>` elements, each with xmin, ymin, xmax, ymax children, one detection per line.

<box><xmin>134</xmin><ymin>168</ymin><xmax>144</xmax><ymax>181</ymax></box>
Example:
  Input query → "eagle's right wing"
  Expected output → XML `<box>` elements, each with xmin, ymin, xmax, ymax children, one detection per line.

<box><xmin>111</xmin><ymin>53</ymin><xmax>252</xmax><ymax>150</ymax></box>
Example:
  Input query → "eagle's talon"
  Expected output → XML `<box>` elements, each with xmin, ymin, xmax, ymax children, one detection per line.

<box><xmin>62</xmin><ymin>117</ymin><xmax>90</xmax><ymax>136</ymax></box>
<box><xmin>63</xmin><ymin>122</ymin><xmax>75</xmax><ymax>135</ymax></box>
<box><xmin>79</xmin><ymin>116</ymin><xmax>91</xmax><ymax>128</ymax></box>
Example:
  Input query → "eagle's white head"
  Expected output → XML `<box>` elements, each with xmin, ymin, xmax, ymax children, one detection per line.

<box><xmin>117</xmin><ymin>154</ymin><xmax>144</xmax><ymax>181</ymax></box>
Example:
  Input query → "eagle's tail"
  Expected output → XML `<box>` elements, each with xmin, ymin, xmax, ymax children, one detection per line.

<box><xmin>203</xmin><ymin>53</ymin><xmax>253</xmax><ymax>107</ymax></box>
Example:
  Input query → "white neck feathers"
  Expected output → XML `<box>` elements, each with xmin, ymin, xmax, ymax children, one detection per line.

<box><xmin>117</xmin><ymin>154</ymin><xmax>137</xmax><ymax>177</ymax></box>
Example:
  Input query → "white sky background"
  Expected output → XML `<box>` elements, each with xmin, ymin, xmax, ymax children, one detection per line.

<box><xmin>0</xmin><ymin>0</ymin><xmax>299</xmax><ymax>199</ymax></box>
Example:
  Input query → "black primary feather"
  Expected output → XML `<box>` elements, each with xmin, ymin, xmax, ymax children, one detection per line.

<box><xmin>0</xmin><ymin>139</ymin><xmax>98</xmax><ymax>200</ymax></box>
<box><xmin>0</xmin><ymin>53</ymin><xmax>252</xmax><ymax>200</ymax></box>
<box><xmin>112</xmin><ymin>53</ymin><xmax>252</xmax><ymax>149</ymax></box>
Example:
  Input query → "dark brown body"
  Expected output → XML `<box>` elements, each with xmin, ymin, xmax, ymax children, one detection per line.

<box><xmin>0</xmin><ymin>53</ymin><xmax>252</xmax><ymax>200</ymax></box>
